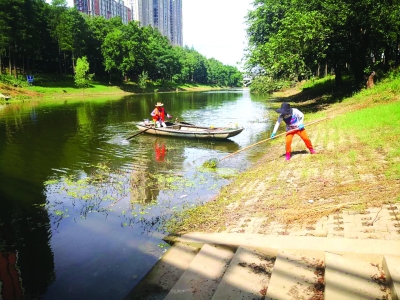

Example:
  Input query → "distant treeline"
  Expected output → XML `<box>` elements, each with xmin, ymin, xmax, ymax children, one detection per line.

<box><xmin>0</xmin><ymin>0</ymin><xmax>243</xmax><ymax>86</ymax></box>
<box><xmin>246</xmin><ymin>0</ymin><xmax>400</xmax><ymax>92</ymax></box>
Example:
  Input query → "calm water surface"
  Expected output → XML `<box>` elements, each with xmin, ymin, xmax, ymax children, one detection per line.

<box><xmin>0</xmin><ymin>89</ymin><xmax>274</xmax><ymax>300</ymax></box>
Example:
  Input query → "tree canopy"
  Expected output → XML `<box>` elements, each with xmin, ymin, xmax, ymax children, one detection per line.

<box><xmin>246</xmin><ymin>0</ymin><xmax>400</xmax><ymax>88</ymax></box>
<box><xmin>0</xmin><ymin>0</ymin><xmax>243</xmax><ymax>87</ymax></box>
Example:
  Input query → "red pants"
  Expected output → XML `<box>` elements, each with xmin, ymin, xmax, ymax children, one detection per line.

<box><xmin>285</xmin><ymin>129</ymin><xmax>313</xmax><ymax>153</ymax></box>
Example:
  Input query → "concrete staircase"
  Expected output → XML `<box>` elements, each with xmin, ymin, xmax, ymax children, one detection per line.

<box><xmin>124</xmin><ymin>233</ymin><xmax>400</xmax><ymax>300</ymax></box>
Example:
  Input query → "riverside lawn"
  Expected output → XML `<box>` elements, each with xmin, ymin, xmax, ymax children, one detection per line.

<box><xmin>0</xmin><ymin>78</ymin><xmax>227</xmax><ymax>102</ymax></box>
<box><xmin>165</xmin><ymin>72</ymin><xmax>400</xmax><ymax>235</ymax></box>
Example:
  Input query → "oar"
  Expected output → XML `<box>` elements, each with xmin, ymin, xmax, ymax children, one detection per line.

<box><xmin>126</xmin><ymin>127</ymin><xmax>152</xmax><ymax>140</ymax></box>
<box><xmin>219</xmin><ymin>117</ymin><xmax>329</xmax><ymax>161</ymax></box>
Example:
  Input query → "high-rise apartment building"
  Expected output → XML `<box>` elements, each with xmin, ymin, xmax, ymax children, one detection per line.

<box><xmin>75</xmin><ymin>0</ymin><xmax>132</xmax><ymax>24</ymax></box>
<box><xmin>128</xmin><ymin>0</ymin><xmax>182</xmax><ymax>46</ymax></box>
<box><xmin>75</xmin><ymin>0</ymin><xmax>182</xmax><ymax>45</ymax></box>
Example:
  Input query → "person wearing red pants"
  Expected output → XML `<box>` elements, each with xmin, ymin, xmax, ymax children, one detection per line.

<box><xmin>270</xmin><ymin>102</ymin><xmax>316</xmax><ymax>160</ymax></box>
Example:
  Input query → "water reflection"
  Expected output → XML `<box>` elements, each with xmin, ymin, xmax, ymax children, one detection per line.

<box><xmin>154</xmin><ymin>140</ymin><xmax>166</xmax><ymax>162</ymax></box>
<box><xmin>0</xmin><ymin>89</ymin><xmax>272</xmax><ymax>299</ymax></box>
<box><xmin>0</xmin><ymin>183</ymin><xmax>55</xmax><ymax>300</ymax></box>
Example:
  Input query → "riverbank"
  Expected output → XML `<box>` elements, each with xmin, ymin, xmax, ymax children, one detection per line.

<box><xmin>0</xmin><ymin>80</ymin><xmax>231</xmax><ymax>102</ymax></box>
<box><xmin>166</xmin><ymin>73</ymin><xmax>400</xmax><ymax>236</ymax></box>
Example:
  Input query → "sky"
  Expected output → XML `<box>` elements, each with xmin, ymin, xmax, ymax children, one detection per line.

<box><xmin>66</xmin><ymin>0</ymin><xmax>254</xmax><ymax>69</ymax></box>
<box><xmin>182</xmin><ymin>0</ymin><xmax>253</xmax><ymax>69</ymax></box>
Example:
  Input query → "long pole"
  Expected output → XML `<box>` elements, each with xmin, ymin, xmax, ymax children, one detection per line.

<box><xmin>126</xmin><ymin>127</ymin><xmax>152</xmax><ymax>140</ymax></box>
<box><xmin>126</xmin><ymin>122</ymin><xmax>177</xmax><ymax>140</ymax></box>
<box><xmin>219</xmin><ymin>117</ymin><xmax>329</xmax><ymax>161</ymax></box>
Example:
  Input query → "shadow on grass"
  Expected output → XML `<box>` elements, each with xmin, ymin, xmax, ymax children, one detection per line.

<box><xmin>270</xmin><ymin>77</ymin><xmax>360</xmax><ymax>114</ymax></box>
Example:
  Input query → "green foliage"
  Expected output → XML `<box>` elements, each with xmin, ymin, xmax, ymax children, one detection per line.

<box><xmin>250</xmin><ymin>76</ymin><xmax>293</xmax><ymax>94</ymax></box>
<box><xmin>246</xmin><ymin>0</ymin><xmax>400</xmax><ymax>86</ymax></box>
<box><xmin>0</xmin><ymin>1</ymin><xmax>241</xmax><ymax>87</ymax></box>
<box><xmin>0</xmin><ymin>74</ymin><xmax>28</xmax><ymax>87</ymax></box>
<box><xmin>138</xmin><ymin>70</ymin><xmax>148</xmax><ymax>91</ymax></box>
<box><xmin>74</xmin><ymin>56</ymin><xmax>92</xmax><ymax>90</ymax></box>
<box><xmin>202</xmin><ymin>159</ymin><xmax>218</xmax><ymax>169</ymax></box>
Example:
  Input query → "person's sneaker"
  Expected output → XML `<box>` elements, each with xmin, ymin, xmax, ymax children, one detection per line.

<box><xmin>309</xmin><ymin>148</ymin><xmax>316</xmax><ymax>154</ymax></box>
<box><xmin>286</xmin><ymin>153</ymin><xmax>291</xmax><ymax>160</ymax></box>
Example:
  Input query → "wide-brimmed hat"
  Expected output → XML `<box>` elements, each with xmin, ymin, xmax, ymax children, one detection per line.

<box><xmin>276</xmin><ymin>102</ymin><xmax>292</xmax><ymax>115</ymax></box>
<box><xmin>155</xmin><ymin>102</ymin><xmax>164</xmax><ymax>106</ymax></box>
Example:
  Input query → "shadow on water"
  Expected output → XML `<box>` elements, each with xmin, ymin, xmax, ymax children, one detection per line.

<box><xmin>0</xmin><ymin>179</ymin><xmax>55</xmax><ymax>300</ymax></box>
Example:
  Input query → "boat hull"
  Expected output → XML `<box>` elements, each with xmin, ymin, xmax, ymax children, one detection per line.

<box><xmin>135</xmin><ymin>122</ymin><xmax>243</xmax><ymax>140</ymax></box>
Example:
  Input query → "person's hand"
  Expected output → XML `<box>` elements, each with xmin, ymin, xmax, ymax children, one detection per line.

<box><xmin>298</xmin><ymin>124</ymin><xmax>304</xmax><ymax>130</ymax></box>
<box><xmin>167</xmin><ymin>114</ymin><xmax>172</xmax><ymax>119</ymax></box>
<box><xmin>270</xmin><ymin>133</ymin><xmax>276</xmax><ymax>139</ymax></box>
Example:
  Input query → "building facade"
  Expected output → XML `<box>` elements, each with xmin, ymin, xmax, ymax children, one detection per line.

<box><xmin>75</xmin><ymin>0</ymin><xmax>182</xmax><ymax>45</ymax></box>
<box><xmin>128</xmin><ymin>0</ymin><xmax>182</xmax><ymax>46</ymax></box>
<box><xmin>75</xmin><ymin>0</ymin><xmax>132</xmax><ymax>24</ymax></box>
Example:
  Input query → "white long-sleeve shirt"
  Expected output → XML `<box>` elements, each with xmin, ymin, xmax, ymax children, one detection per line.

<box><xmin>271</xmin><ymin>108</ymin><xmax>304</xmax><ymax>134</ymax></box>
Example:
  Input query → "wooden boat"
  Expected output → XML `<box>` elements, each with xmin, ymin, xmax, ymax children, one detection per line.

<box><xmin>135</xmin><ymin>121</ymin><xmax>244</xmax><ymax>140</ymax></box>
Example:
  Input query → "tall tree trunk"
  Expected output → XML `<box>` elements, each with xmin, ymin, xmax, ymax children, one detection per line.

<box><xmin>27</xmin><ymin>55</ymin><xmax>30</xmax><ymax>75</ymax></box>
<box><xmin>334</xmin><ymin>65</ymin><xmax>342</xmax><ymax>86</ymax></box>
<box><xmin>59</xmin><ymin>48</ymin><xmax>62</xmax><ymax>74</ymax></box>
<box><xmin>13</xmin><ymin>45</ymin><xmax>17</xmax><ymax>79</ymax></box>
<box><xmin>8</xmin><ymin>47</ymin><xmax>12</xmax><ymax>76</ymax></box>
<box><xmin>22</xmin><ymin>55</ymin><xmax>25</xmax><ymax>76</ymax></box>
<box><xmin>366</xmin><ymin>71</ymin><xmax>376</xmax><ymax>89</ymax></box>
<box><xmin>395</xmin><ymin>34</ymin><xmax>399</xmax><ymax>67</ymax></box>
<box><xmin>72</xmin><ymin>52</ymin><xmax>75</xmax><ymax>74</ymax></box>
<box><xmin>384</xmin><ymin>48</ymin><xmax>389</xmax><ymax>71</ymax></box>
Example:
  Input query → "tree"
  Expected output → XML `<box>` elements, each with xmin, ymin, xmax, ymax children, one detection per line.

<box><xmin>246</xmin><ymin>0</ymin><xmax>400</xmax><ymax>88</ymax></box>
<box><xmin>50</xmin><ymin>4</ymin><xmax>87</xmax><ymax>75</ymax></box>
<box><xmin>85</xmin><ymin>16</ymin><xmax>113</xmax><ymax>78</ymax></box>
<box><xmin>137</xmin><ymin>70</ymin><xmax>148</xmax><ymax>91</ymax></box>
<box><xmin>74</xmin><ymin>56</ymin><xmax>92</xmax><ymax>91</ymax></box>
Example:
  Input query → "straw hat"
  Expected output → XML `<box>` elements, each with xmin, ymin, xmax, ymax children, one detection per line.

<box><xmin>155</xmin><ymin>102</ymin><xmax>164</xmax><ymax>106</ymax></box>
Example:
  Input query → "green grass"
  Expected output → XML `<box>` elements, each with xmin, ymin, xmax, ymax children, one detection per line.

<box><xmin>301</xmin><ymin>75</ymin><xmax>336</xmax><ymax>91</ymax></box>
<box><xmin>327</xmin><ymin>72</ymin><xmax>400</xmax><ymax>179</ymax></box>
<box><xmin>0</xmin><ymin>74</ymin><xmax>229</xmax><ymax>102</ymax></box>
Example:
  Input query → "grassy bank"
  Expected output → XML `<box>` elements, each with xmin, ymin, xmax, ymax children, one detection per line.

<box><xmin>165</xmin><ymin>71</ymin><xmax>400</xmax><ymax>235</ymax></box>
<box><xmin>0</xmin><ymin>76</ymin><xmax>230</xmax><ymax>102</ymax></box>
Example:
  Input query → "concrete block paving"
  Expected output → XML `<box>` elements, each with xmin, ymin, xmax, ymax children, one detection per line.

<box><xmin>224</xmin><ymin>204</ymin><xmax>400</xmax><ymax>240</ymax></box>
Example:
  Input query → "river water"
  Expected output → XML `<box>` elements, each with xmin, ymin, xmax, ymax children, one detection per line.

<box><xmin>0</xmin><ymin>89</ymin><xmax>274</xmax><ymax>300</ymax></box>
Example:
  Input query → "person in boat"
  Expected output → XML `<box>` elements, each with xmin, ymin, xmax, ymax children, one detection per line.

<box><xmin>151</xmin><ymin>102</ymin><xmax>172</xmax><ymax>128</ymax></box>
<box><xmin>270</xmin><ymin>102</ymin><xmax>316</xmax><ymax>161</ymax></box>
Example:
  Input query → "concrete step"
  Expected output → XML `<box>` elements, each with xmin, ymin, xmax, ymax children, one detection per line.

<box><xmin>123</xmin><ymin>242</ymin><xmax>200</xmax><ymax>300</ymax></box>
<box><xmin>266</xmin><ymin>249</ymin><xmax>325</xmax><ymax>300</ymax></box>
<box><xmin>211</xmin><ymin>246</ymin><xmax>277</xmax><ymax>299</ymax></box>
<box><xmin>164</xmin><ymin>243</ymin><xmax>235</xmax><ymax>300</ymax></box>
<box><xmin>325</xmin><ymin>252</ymin><xmax>389</xmax><ymax>299</ymax></box>
<box><xmin>171</xmin><ymin>233</ymin><xmax>400</xmax><ymax>256</ymax></box>
<box><xmin>383</xmin><ymin>255</ymin><xmax>400</xmax><ymax>300</ymax></box>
